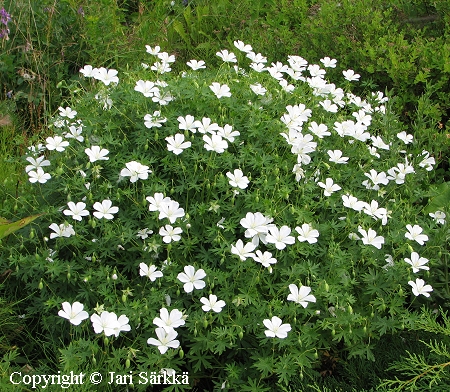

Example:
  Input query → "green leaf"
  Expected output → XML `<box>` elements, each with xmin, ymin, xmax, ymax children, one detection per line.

<box><xmin>0</xmin><ymin>214</ymin><xmax>44</xmax><ymax>240</ymax></box>
<box><xmin>172</xmin><ymin>20</ymin><xmax>191</xmax><ymax>48</ymax></box>
<box><xmin>423</xmin><ymin>182</ymin><xmax>450</xmax><ymax>214</ymax></box>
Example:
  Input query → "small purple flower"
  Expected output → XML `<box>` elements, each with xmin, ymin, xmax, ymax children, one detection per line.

<box><xmin>0</xmin><ymin>8</ymin><xmax>11</xmax><ymax>26</ymax></box>
<box><xmin>0</xmin><ymin>28</ymin><xmax>9</xmax><ymax>40</ymax></box>
<box><xmin>77</xmin><ymin>6</ymin><xmax>84</xmax><ymax>17</ymax></box>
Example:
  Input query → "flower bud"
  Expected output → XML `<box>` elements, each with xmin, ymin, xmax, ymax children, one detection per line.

<box><xmin>38</xmin><ymin>279</ymin><xmax>44</xmax><ymax>290</ymax></box>
<box><xmin>29</xmin><ymin>229</ymin><xmax>35</xmax><ymax>239</ymax></box>
<box><xmin>125</xmin><ymin>358</ymin><xmax>131</xmax><ymax>369</ymax></box>
<box><xmin>179</xmin><ymin>348</ymin><xmax>184</xmax><ymax>358</ymax></box>
<box><xmin>238</xmin><ymin>330</ymin><xmax>243</xmax><ymax>339</ymax></box>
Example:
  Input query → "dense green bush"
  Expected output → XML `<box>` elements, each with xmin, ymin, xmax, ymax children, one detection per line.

<box><xmin>1</xmin><ymin>41</ymin><xmax>448</xmax><ymax>390</ymax></box>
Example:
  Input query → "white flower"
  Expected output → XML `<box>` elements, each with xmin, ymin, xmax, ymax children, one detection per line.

<box><xmin>343</xmin><ymin>69</ymin><xmax>360</xmax><ymax>81</ymax></box>
<box><xmin>134</xmin><ymin>80</ymin><xmax>159</xmax><ymax>97</ymax></box>
<box><xmin>58</xmin><ymin>302</ymin><xmax>89</xmax><ymax>326</ymax></box>
<box><xmin>93</xmin><ymin>200</ymin><xmax>119</xmax><ymax>220</ymax></box>
<box><xmin>341</xmin><ymin>194</ymin><xmax>366</xmax><ymax>211</ymax></box>
<box><xmin>145</xmin><ymin>45</ymin><xmax>161</xmax><ymax>55</ymax></box>
<box><xmin>308</xmin><ymin>122</ymin><xmax>330</xmax><ymax>138</ymax></box>
<box><xmin>295</xmin><ymin>223</ymin><xmax>319</xmax><ymax>244</ymax></box>
<box><xmin>65</xmin><ymin>125</ymin><xmax>84</xmax><ymax>142</ymax></box>
<box><xmin>318</xmin><ymin>178</ymin><xmax>341</xmax><ymax>196</ymax></box>
<box><xmin>120</xmin><ymin>161</ymin><xmax>151</xmax><ymax>182</ymax></box>
<box><xmin>186</xmin><ymin>59</ymin><xmax>206</xmax><ymax>70</ymax></box>
<box><xmin>28</xmin><ymin>168</ymin><xmax>51</xmax><ymax>184</ymax></box>
<box><xmin>357</xmin><ymin>226</ymin><xmax>385</xmax><ymax>249</ymax></box>
<box><xmin>217</xmin><ymin>124</ymin><xmax>240</xmax><ymax>142</ymax></box>
<box><xmin>79</xmin><ymin>65</ymin><xmax>98</xmax><ymax>77</ymax></box>
<box><xmin>397</xmin><ymin>131</ymin><xmax>413</xmax><ymax>144</ymax></box>
<box><xmin>405</xmin><ymin>224</ymin><xmax>428</xmax><ymax>245</ymax></box>
<box><xmin>320</xmin><ymin>99</ymin><xmax>338</xmax><ymax>113</ymax></box>
<box><xmin>263</xmin><ymin>316</ymin><xmax>291</xmax><ymax>339</ymax></box>
<box><xmin>233</xmin><ymin>40</ymin><xmax>253</xmax><ymax>53</ymax></box>
<box><xmin>85</xmin><ymin>146</ymin><xmax>109</xmax><ymax>162</ymax></box>
<box><xmin>46</xmin><ymin>136</ymin><xmax>69</xmax><ymax>152</ymax></box>
<box><xmin>287</xmin><ymin>284</ymin><xmax>316</xmax><ymax>308</ymax></box>
<box><xmin>408</xmin><ymin>278</ymin><xmax>433</xmax><ymax>297</ymax></box>
<box><xmin>157</xmin><ymin>52</ymin><xmax>175</xmax><ymax>64</ymax></box>
<box><xmin>320</xmin><ymin>57</ymin><xmax>337</xmax><ymax>68</ymax></box>
<box><xmin>292</xmin><ymin>164</ymin><xmax>305</xmax><ymax>182</ymax></box>
<box><xmin>371</xmin><ymin>135</ymin><xmax>389</xmax><ymax>150</ymax></box>
<box><xmin>158</xmin><ymin>200</ymin><xmax>185</xmax><ymax>224</ymax></box>
<box><xmin>250</xmin><ymin>83</ymin><xmax>267</xmax><ymax>95</ymax></box>
<box><xmin>137</xmin><ymin>228</ymin><xmax>153</xmax><ymax>239</ymax></box>
<box><xmin>151</xmin><ymin>61</ymin><xmax>171</xmax><ymax>74</ymax></box>
<box><xmin>252</xmin><ymin>250</ymin><xmax>277</xmax><ymax>268</ymax></box>
<box><xmin>216</xmin><ymin>49</ymin><xmax>237</xmax><ymax>63</ymax></box>
<box><xmin>279</xmin><ymin>79</ymin><xmax>295</xmax><ymax>92</ymax></box>
<box><xmin>240</xmin><ymin>212</ymin><xmax>270</xmax><ymax>239</ymax></box>
<box><xmin>58</xmin><ymin>106</ymin><xmax>77</xmax><ymax>119</ymax></box>
<box><xmin>146</xmin><ymin>193</ymin><xmax>171</xmax><ymax>212</ymax></box>
<box><xmin>144</xmin><ymin>111</ymin><xmax>167</xmax><ymax>128</ymax></box>
<box><xmin>429</xmin><ymin>211</ymin><xmax>446</xmax><ymax>225</ymax></box>
<box><xmin>114</xmin><ymin>315</ymin><xmax>131</xmax><ymax>337</ymax></box>
<box><xmin>209</xmin><ymin>82</ymin><xmax>231</xmax><ymax>98</ymax></box>
<box><xmin>49</xmin><ymin>223</ymin><xmax>75</xmax><ymax>239</ymax></box>
<box><xmin>265</xmin><ymin>226</ymin><xmax>296</xmax><ymax>250</ymax></box>
<box><xmin>419</xmin><ymin>151</ymin><xmax>435</xmax><ymax>171</ymax></box>
<box><xmin>327</xmin><ymin>150</ymin><xmax>348</xmax><ymax>164</ymax></box>
<box><xmin>247</xmin><ymin>52</ymin><xmax>267</xmax><ymax>64</ymax></box>
<box><xmin>63</xmin><ymin>202</ymin><xmax>89</xmax><ymax>221</ymax></box>
<box><xmin>194</xmin><ymin>117</ymin><xmax>219</xmax><ymax>134</ymax></box>
<box><xmin>93</xmin><ymin>67</ymin><xmax>119</xmax><ymax>85</ymax></box>
<box><xmin>153</xmin><ymin>308</ymin><xmax>185</xmax><ymax>331</ymax></box>
<box><xmin>177</xmin><ymin>115</ymin><xmax>197</xmax><ymax>132</ymax></box>
<box><xmin>226</xmin><ymin>169</ymin><xmax>249</xmax><ymax>189</ymax></box>
<box><xmin>139</xmin><ymin>263</ymin><xmax>163</xmax><ymax>281</ymax></box>
<box><xmin>249</xmin><ymin>62</ymin><xmax>266</xmax><ymax>72</ymax></box>
<box><xmin>177</xmin><ymin>265</ymin><xmax>206</xmax><ymax>293</ymax></box>
<box><xmin>90</xmin><ymin>311</ymin><xmax>120</xmax><ymax>336</ymax></box>
<box><xmin>404</xmin><ymin>252</ymin><xmax>429</xmax><ymax>273</ymax></box>
<box><xmin>203</xmin><ymin>134</ymin><xmax>228</xmax><ymax>153</ymax></box>
<box><xmin>200</xmin><ymin>295</ymin><xmax>226</xmax><ymax>313</ymax></box>
<box><xmin>363</xmin><ymin>200</ymin><xmax>388</xmax><ymax>224</ymax></box>
<box><xmin>147</xmin><ymin>327</ymin><xmax>180</xmax><ymax>354</ymax></box>
<box><xmin>166</xmin><ymin>134</ymin><xmax>191</xmax><ymax>155</ymax></box>
<box><xmin>159</xmin><ymin>225</ymin><xmax>183</xmax><ymax>243</ymax></box>
<box><xmin>231</xmin><ymin>239</ymin><xmax>256</xmax><ymax>261</ymax></box>
<box><xmin>364</xmin><ymin>169</ymin><xmax>389</xmax><ymax>189</ymax></box>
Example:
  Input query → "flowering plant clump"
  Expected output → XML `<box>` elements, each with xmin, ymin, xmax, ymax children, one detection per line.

<box><xmin>3</xmin><ymin>40</ymin><xmax>448</xmax><ymax>390</ymax></box>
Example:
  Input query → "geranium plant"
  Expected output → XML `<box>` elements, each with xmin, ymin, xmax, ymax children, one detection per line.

<box><xmin>2</xmin><ymin>40</ymin><xmax>448</xmax><ymax>390</ymax></box>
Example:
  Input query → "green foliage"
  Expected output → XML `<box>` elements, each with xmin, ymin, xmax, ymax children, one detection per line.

<box><xmin>0</xmin><ymin>214</ymin><xmax>43</xmax><ymax>240</ymax></box>
<box><xmin>0</xmin><ymin>0</ymin><xmax>87</xmax><ymax>133</ymax></box>
<box><xmin>1</xmin><ymin>41</ymin><xmax>448</xmax><ymax>389</ymax></box>
<box><xmin>380</xmin><ymin>307</ymin><xmax>450</xmax><ymax>391</ymax></box>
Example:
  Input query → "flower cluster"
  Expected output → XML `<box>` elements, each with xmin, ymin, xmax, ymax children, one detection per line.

<box><xmin>58</xmin><ymin>302</ymin><xmax>130</xmax><ymax>337</ymax></box>
<box><xmin>18</xmin><ymin>39</ymin><xmax>446</xmax><ymax>389</ymax></box>
<box><xmin>0</xmin><ymin>7</ymin><xmax>11</xmax><ymax>40</ymax></box>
